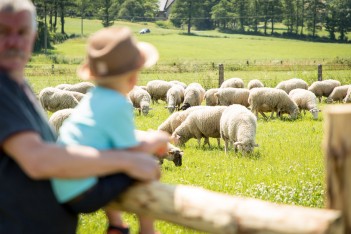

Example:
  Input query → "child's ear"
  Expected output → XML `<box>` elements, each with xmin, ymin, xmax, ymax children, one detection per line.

<box><xmin>128</xmin><ymin>72</ymin><xmax>138</xmax><ymax>88</ymax></box>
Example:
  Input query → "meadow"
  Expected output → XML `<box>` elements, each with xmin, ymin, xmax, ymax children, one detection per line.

<box><xmin>27</xmin><ymin>18</ymin><xmax>351</xmax><ymax>233</ymax></box>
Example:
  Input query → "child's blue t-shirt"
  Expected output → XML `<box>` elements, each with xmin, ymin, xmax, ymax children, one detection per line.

<box><xmin>51</xmin><ymin>86</ymin><xmax>138</xmax><ymax>203</ymax></box>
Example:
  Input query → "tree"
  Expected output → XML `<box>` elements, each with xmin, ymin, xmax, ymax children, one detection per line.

<box><xmin>234</xmin><ymin>0</ymin><xmax>249</xmax><ymax>32</ymax></box>
<box><xmin>305</xmin><ymin>0</ymin><xmax>326</xmax><ymax>37</ymax></box>
<box><xmin>211</xmin><ymin>0</ymin><xmax>235</xmax><ymax>29</ymax></box>
<box><xmin>325</xmin><ymin>0</ymin><xmax>351</xmax><ymax>41</ymax></box>
<box><xmin>118</xmin><ymin>0</ymin><xmax>144</xmax><ymax>21</ymax></box>
<box><xmin>283</xmin><ymin>0</ymin><xmax>296</xmax><ymax>33</ymax></box>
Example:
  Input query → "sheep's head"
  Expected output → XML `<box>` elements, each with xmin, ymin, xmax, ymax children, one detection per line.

<box><xmin>234</xmin><ymin>141</ymin><xmax>258</xmax><ymax>154</ymax></box>
<box><xmin>140</xmin><ymin>102</ymin><xmax>152</xmax><ymax>116</ymax></box>
<box><xmin>167</xmin><ymin>147</ymin><xmax>183</xmax><ymax>166</ymax></box>
<box><xmin>325</xmin><ymin>97</ymin><xmax>333</xmax><ymax>104</ymax></box>
<box><xmin>180</xmin><ymin>103</ymin><xmax>191</xmax><ymax>110</ymax></box>
<box><xmin>309</xmin><ymin>108</ymin><xmax>320</xmax><ymax>120</ymax></box>
<box><xmin>165</xmin><ymin>105</ymin><xmax>176</xmax><ymax>114</ymax></box>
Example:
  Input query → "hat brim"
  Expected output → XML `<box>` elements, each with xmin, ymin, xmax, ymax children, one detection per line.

<box><xmin>77</xmin><ymin>41</ymin><xmax>159</xmax><ymax>81</ymax></box>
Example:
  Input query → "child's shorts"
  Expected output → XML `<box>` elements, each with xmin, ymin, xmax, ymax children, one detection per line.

<box><xmin>63</xmin><ymin>173</ymin><xmax>135</xmax><ymax>214</ymax></box>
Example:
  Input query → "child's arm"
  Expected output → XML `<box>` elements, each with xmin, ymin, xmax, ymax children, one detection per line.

<box><xmin>131</xmin><ymin>130</ymin><xmax>171</xmax><ymax>156</ymax></box>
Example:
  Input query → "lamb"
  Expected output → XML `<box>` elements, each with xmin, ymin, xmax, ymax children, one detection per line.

<box><xmin>55</xmin><ymin>82</ymin><xmax>95</xmax><ymax>94</ymax></box>
<box><xmin>146</xmin><ymin>80</ymin><xmax>173</xmax><ymax>104</ymax></box>
<box><xmin>214</xmin><ymin>88</ymin><xmax>250</xmax><ymax>107</ymax></box>
<box><xmin>165</xmin><ymin>84</ymin><xmax>185</xmax><ymax>113</ymax></box>
<box><xmin>220</xmin><ymin>104</ymin><xmax>258</xmax><ymax>154</ymax></box>
<box><xmin>248</xmin><ymin>87</ymin><xmax>299</xmax><ymax>119</ymax></box>
<box><xmin>325</xmin><ymin>85</ymin><xmax>350</xmax><ymax>103</ymax></box>
<box><xmin>204</xmin><ymin>88</ymin><xmax>219</xmax><ymax>106</ymax></box>
<box><xmin>288</xmin><ymin>89</ymin><xmax>320</xmax><ymax>120</ymax></box>
<box><xmin>39</xmin><ymin>87</ymin><xmax>82</xmax><ymax>112</ymax></box>
<box><xmin>180</xmin><ymin>83</ymin><xmax>205</xmax><ymax>110</ymax></box>
<box><xmin>247</xmin><ymin>79</ymin><xmax>264</xmax><ymax>90</ymax></box>
<box><xmin>48</xmin><ymin>108</ymin><xmax>73</xmax><ymax>134</ymax></box>
<box><xmin>308</xmin><ymin>79</ymin><xmax>341</xmax><ymax>102</ymax></box>
<box><xmin>220</xmin><ymin>77</ymin><xmax>245</xmax><ymax>88</ymax></box>
<box><xmin>343</xmin><ymin>86</ymin><xmax>351</xmax><ymax>103</ymax></box>
<box><xmin>275</xmin><ymin>78</ymin><xmax>309</xmax><ymax>94</ymax></box>
<box><xmin>172</xmin><ymin>106</ymin><xmax>227</xmax><ymax>147</ymax></box>
<box><xmin>128</xmin><ymin>86</ymin><xmax>152</xmax><ymax>116</ymax></box>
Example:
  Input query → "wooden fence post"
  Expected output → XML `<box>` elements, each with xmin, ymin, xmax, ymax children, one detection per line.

<box><xmin>324</xmin><ymin>104</ymin><xmax>351</xmax><ymax>233</ymax></box>
<box><xmin>219</xmin><ymin>64</ymin><xmax>224</xmax><ymax>88</ymax></box>
<box><xmin>318</xmin><ymin>64</ymin><xmax>323</xmax><ymax>81</ymax></box>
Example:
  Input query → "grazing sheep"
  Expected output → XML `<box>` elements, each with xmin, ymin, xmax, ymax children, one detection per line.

<box><xmin>165</xmin><ymin>84</ymin><xmax>185</xmax><ymax>113</ymax></box>
<box><xmin>288</xmin><ymin>89</ymin><xmax>320</xmax><ymax>120</ymax></box>
<box><xmin>275</xmin><ymin>78</ymin><xmax>309</xmax><ymax>94</ymax></box>
<box><xmin>146</xmin><ymin>80</ymin><xmax>173</xmax><ymax>104</ymax></box>
<box><xmin>172</xmin><ymin>106</ymin><xmax>227</xmax><ymax>147</ymax></box>
<box><xmin>220</xmin><ymin>104</ymin><xmax>258</xmax><ymax>154</ymax></box>
<box><xmin>180</xmin><ymin>83</ymin><xmax>205</xmax><ymax>110</ymax></box>
<box><xmin>214</xmin><ymin>88</ymin><xmax>250</xmax><ymax>107</ymax></box>
<box><xmin>128</xmin><ymin>86</ymin><xmax>152</xmax><ymax>116</ymax></box>
<box><xmin>343</xmin><ymin>86</ymin><xmax>351</xmax><ymax>103</ymax></box>
<box><xmin>39</xmin><ymin>87</ymin><xmax>81</xmax><ymax>112</ymax></box>
<box><xmin>48</xmin><ymin>108</ymin><xmax>74</xmax><ymax>134</ymax></box>
<box><xmin>55</xmin><ymin>82</ymin><xmax>95</xmax><ymax>94</ymax></box>
<box><xmin>204</xmin><ymin>88</ymin><xmax>219</xmax><ymax>106</ymax></box>
<box><xmin>220</xmin><ymin>77</ymin><xmax>245</xmax><ymax>88</ymax></box>
<box><xmin>158</xmin><ymin>143</ymin><xmax>183</xmax><ymax>167</ymax></box>
<box><xmin>325</xmin><ymin>85</ymin><xmax>350</xmax><ymax>103</ymax></box>
<box><xmin>248</xmin><ymin>87</ymin><xmax>299</xmax><ymax>119</ymax></box>
<box><xmin>308</xmin><ymin>79</ymin><xmax>341</xmax><ymax>102</ymax></box>
<box><xmin>247</xmin><ymin>79</ymin><xmax>264</xmax><ymax>90</ymax></box>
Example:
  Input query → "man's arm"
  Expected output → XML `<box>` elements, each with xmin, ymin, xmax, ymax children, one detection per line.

<box><xmin>3</xmin><ymin>131</ymin><xmax>160</xmax><ymax>180</ymax></box>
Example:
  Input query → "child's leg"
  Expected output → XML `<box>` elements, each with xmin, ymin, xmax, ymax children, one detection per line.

<box><xmin>105</xmin><ymin>209</ymin><xmax>130</xmax><ymax>234</ymax></box>
<box><xmin>138</xmin><ymin>215</ymin><xmax>156</xmax><ymax>234</ymax></box>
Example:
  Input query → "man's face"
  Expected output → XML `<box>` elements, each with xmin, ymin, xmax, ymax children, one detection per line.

<box><xmin>0</xmin><ymin>10</ymin><xmax>36</xmax><ymax>73</ymax></box>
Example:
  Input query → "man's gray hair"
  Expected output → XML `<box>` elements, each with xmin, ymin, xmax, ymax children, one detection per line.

<box><xmin>0</xmin><ymin>0</ymin><xmax>37</xmax><ymax>31</ymax></box>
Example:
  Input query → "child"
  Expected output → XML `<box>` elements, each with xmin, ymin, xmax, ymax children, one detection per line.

<box><xmin>51</xmin><ymin>26</ymin><xmax>169</xmax><ymax>234</ymax></box>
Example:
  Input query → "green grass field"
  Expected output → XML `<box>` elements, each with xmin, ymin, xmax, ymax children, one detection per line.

<box><xmin>27</xmin><ymin>18</ymin><xmax>351</xmax><ymax>233</ymax></box>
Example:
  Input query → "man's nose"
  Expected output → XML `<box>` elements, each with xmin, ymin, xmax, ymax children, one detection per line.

<box><xmin>5</xmin><ymin>33</ymin><xmax>22</xmax><ymax>47</ymax></box>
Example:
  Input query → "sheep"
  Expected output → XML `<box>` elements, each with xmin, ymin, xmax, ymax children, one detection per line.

<box><xmin>48</xmin><ymin>108</ymin><xmax>74</xmax><ymax>134</ymax></box>
<box><xmin>158</xmin><ymin>142</ymin><xmax>183</xmax><ymax>167</ymax></box>
<box><xmin>220</xmin><ymin>77</ymin><xmax>245</xmax><ymax>89</ymax></box>
<box><xmin>308</xmin><ymin>79</ymin><xmax>341</xmax><ymax>102</ymax></box>
<box><xmin>169</xmin><ymin>80</ymin><xmax>187</xmax><ymax>89</ymax></box>
<box><xmin>128</xmin><ymin>86</ymin><xmax>152</xmax><ymax>116</ymax></box>
<box><xmin>172</xmin><ymin>106</ymin><xmax>228</xmax><ymax>147</ymax></box>
<box><xmin>247</xmin><ymin>79</ymin><xmax>264</xmax><ymax>90</ymax></box>
<box><xmin>220</xmin><ymin>104</ymin><xmax>258</xmax><ymax>154</ymax></box>
<box><xmin>275</xmin><ymin>78</ymin><xmax>309</xmax><ymax>94</ymax></box>
<box><xmin>325</xmin><ymin>85</ymin><xmax>350</xmax><ymax>103</ymax></box>
<box><xmin>248</xmin><ymin>87</ymin><xmax>299</xmax><ymax>119</ymax></box>
<box><xmin>180</xmin><ymin>83</ymin><xmax>205</xmax><ymax>110</ymax></box>
<box><xmin>288</xmin><ymin>88</ymin><xmax>320</xmax><ymax>120</ymax></box>
<box><xmin>214</xmin><ymin>88</ymin><xmax>250</xmax><ymax>107</ymax></box>
<box><xmin>343</xmin><ymin>86</ymin><xmax>351</xmax><ymax>103</ymax></box>
<box><xmin>39</xmin><ymin>87</ymin><xmax>81</xmax><ymax>112</ymax></box>
<box><xmin>55</xmin><ymin>82</ymin><xmax>95</xmax><ymax>94</ymax></box>
<box><xmin>204</xmin><ymin>88</ymin><xmax>219</xmax><ymax>106</ymax></box>
<box><xmin>146</xmin><ymin>80</ymin><xmax>173</xmax><ymax>104</ymax></box>
<box><xmin>165</xmin><ymin>84</ymin><xmax>185</xmax><ymax>113</ymax></box>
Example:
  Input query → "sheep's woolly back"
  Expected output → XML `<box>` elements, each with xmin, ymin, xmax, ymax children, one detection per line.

<box><xmin>39</xmin><ymin>87</ymin><xmax>80</xmax><ymax>112</ymax></box>
<box><xmin>326</xmin><ymin>85</ymin><xmax>350</xmax><ymax>103</ymax></box>
<box><xmin>275</xmin><ymin>78</ymin><xmax>309</xmax><ymax>94</ymax></box>
<box><xmin>146</xmin><ymin>80</ymin><xmax>173</xmax><ymax>103</ymax></box>
<box><xmin>181</xmin><ymin>83</ymin><xmax>205</xmax><ymax>109</ymax></box>
<box><xmin>247</xmin><ymin>79</ymin><xmax>264</xmax><ymax>90</ymax></box>
<box><xmin>169</xmin><ymin>80</ymin><xmax>187</xmax><ymax>89</ymax></box>
<box><xmin>343</xmin><ymin>86</ymin><xmax>351</xmax><ymax>103</ymax></box>
<box><xmin>172</xmin><ymin>106</ymin><xmax>227</xmax><ymax>146</ymax></box>
<box><xmin>204</xmin><ymin>88</ymin><xmax>219</xmax><ymax>106</ymax></box>
<box><xmin>166</xmin><ymin>85</ymin><xmax>185</xmax><ymax>113</ymax></box>
<box><xmin>220</xmin><ymin>77</ymin><xmax>245</xmax><ymax>88</ymax></box>
<box><xmin>308</xmin><ymin>79</ymin><xmax>341</xmax><ymax>101</ymax></box>
<box><xmin>214</xmin><ymin>88</ymin><xmax>250</xmax><ymax>107</ymax></box>
<box><xmin>56</xmin><ymin>82</ymin><xmax>95</xmax><ymax>94</ymax></box>
<box><xmin>128</xmin><ymin>86</ymin><xmax>152</xmax><ymax>115</ymax></box>
<box><xmin>49</xmin><ymin>108</ymin><xmax>73</xmax><ymax>134</ymax></box>
<box><xmin>289</xmin><ymin>88</ymin><xmax>319</xmax><ymax>119</ymax></box>
<box><xmin>248</xmin><ymin>87</ymin><xmax>299</xmax><ymax>119</ymax></box>
<box><xmin>220</xmin><ymin>104</ymin><xmax>257</xmax><ymax>153</ymax></box>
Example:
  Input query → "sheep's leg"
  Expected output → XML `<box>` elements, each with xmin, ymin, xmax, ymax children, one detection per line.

<box><xmin>197</xmin><ymin>138</ymin><xmax>202</xmax><ymax>147</ymax></box>
<box><xmin>224</xmin><ymin>140</ymin><xmax>228</xmax><ymax>154</ymax></box>
<box><xmin>260</xmin><ymin>111</ymin><xmax>268</xmax><ymax>119</ymax></box>
<box><xmin>203</xmin><ymin>137</ymin><xmax>211</xmax><ymax>147</ymax></box>
<box><xmin>216</xmin><ymin>138</ymin><xmax>220</xmax><ymax>148</ymax></box>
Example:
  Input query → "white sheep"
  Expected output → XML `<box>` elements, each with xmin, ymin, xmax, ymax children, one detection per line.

<box><xmin>247</xmin><ymin>79</ymin><xmax>264</xmax><ymax>90</ymax></box>
<box><xmin>220</xmin><ymin>104</ymin><xmax>258</xmax><ymax>154</ymax></box>
<box><xmin>343</xmin><ymin>86</ymin><xmax>351</xmax><ymax>103</ymax></box>
<box><xmin>220</xmin><ymin>77</ymin><xmax>245</xmax><ymax>88</ymax></box>
<box><xmin>169</xmin><ymin>80</ymin><xmax>187</xmax><ymax>89</ymax></box>
<box><xmin>128</xmin><ymin>86</ymin><xmax>152</xmax><ymax>116</ymax></box>
<box><xmin>158</xmin><ymin>142</ymin><xmax>183</xmax><ymax>167</ymax></box>
<box><xmin>172</xmin><ymin>106</ymin><xmax>227</xmax><ymax>147</ymax></box>
<box><xmin>55</xmin><ymin>82</ymin><xmax>95</xmax><ymax>94</ymax></box>
<box><xmin>48</xmin><ymin>108</ymin><xmax>74</xmax><ymax>134</ymax></box>
<box><xmin>308</xmin><ymin>79</ymin><xmax>341</xmax><ymax>102</ymax></box>
<box><xmin>288</xmin><ymin>88</ymin><xmax>320</xmax><ymax>120</ymax></box>
<box><xmin>146</xmin><ymin>80</ymin><xmax>173</xmax><ymax>104</ymax></box>
<box><xmin>180</xmin><ymin>83</ymin><xmax>205</xmax><ymax>110</ymax></box>
<box><xmin>248</xmin><ymin>87</ymin><xmax>299</xmax><ymax>119</ymax></box>
<box><xmin>325</xmin><ymin>85</ymin><xmax>350</xmax><ymax>103</ymax></box>
<box><xmin>204</xmin><ymin>88</ymin><xmax>219</xmax><ymax>106</ymax></box>
<box><xmin>39</xmin><ymin>87</ymin><xmax>81</xmax><ymax>113</ymax></box>
<box><xmin>165</xmin><ymin>84</ymin><xmax>185</xmax><ymax>113</ymax></box>
<box><xmin>214</xmin><ymin>88</ymin><xmax>250</xmax><ymax>107</ymax></box>
<box><xmin>275</xmin><ymin>78</ymin><xmax>309</xmax><ymax>94</ymax></box>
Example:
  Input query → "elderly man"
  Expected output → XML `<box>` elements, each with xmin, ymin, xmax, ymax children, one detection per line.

<box><xmin>0</xmin><ymin>1</ymin><xmax>165</xmax><ymax>233</ymax></box>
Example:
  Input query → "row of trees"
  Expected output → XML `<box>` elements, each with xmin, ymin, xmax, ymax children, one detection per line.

<box><xmin>32</xmin><ymin>0</ymin><xmax>350</xmax><ymax>51</ymax></box>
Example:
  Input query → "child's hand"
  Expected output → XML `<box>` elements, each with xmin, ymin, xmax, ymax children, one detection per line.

<box><xmin>139</xmin><ymin>130</ymin><xmax>171</xmax><ymax>156</ymax></box>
